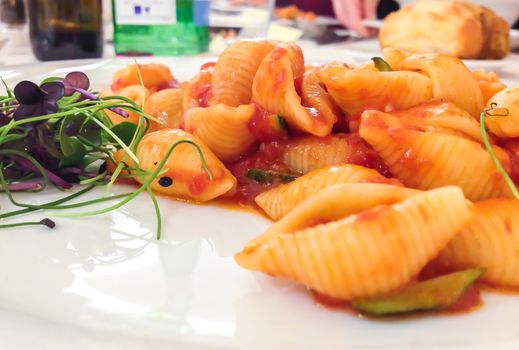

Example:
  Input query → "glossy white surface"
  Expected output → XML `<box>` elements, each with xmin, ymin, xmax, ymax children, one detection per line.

<box><xmin>2</xmin><ymin>58</ymin><xmax>519</xmax><ymax>350</ymax></box>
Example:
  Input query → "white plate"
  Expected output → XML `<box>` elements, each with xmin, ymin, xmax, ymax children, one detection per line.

<box><xmin>2</xmin><ymin>57</ymin><xmax>519</xmax><ymax>350</ymax></box>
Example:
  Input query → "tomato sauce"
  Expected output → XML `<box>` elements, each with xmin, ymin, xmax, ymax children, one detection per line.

<box><xmin>248</xmin><ymin>104</ymin><xmax>288</xmax><ymax>141</ymax></box>
<box><xmin>221</xmin><ymin>129</ymin><xmax>395</xmax><ymax>207</ymax></box>
<box><xmin>169</xmin><ymin>170</ymin><xmax>211</xmax><ymax>196</ymax></box>
<box><xmin>442</xmin><ymin>283</ymin><xmax>482</xmax><ymax>314</ymax></box>
<box><xmin>224</xmin><ymin>141</ymin><xmax>290</xmax><ymax>207</ymax></box>
<box><xmin>155</xmin><ymin>79</ymin><xmax>180</xmax><ymax>91</ymax></box>
<box><xmin>311</xmin><ymin>290</ymin><xmax>356</xmax><ymax>314</ymax></box>
<box><xmin>345</xmin><ymin>134</ymin><xmax>393</xmax><ymax>177</ymax></box>
<box><xmin>193</xmin><ymin>80</ymin><xmax>212</xmax><ymax>108</ymax></box>
<box><xmin>504</xmin><ymin>147</ymin><xmax>519</xmax><ymax>185</ymax></box>
<box><xmin>184</xmin><ymin>62</ymin><xmax>215</xmax><ymax>110</ymax></box>
<box><xmin>200</xmin><ymin>61</ymin><xmax>216</xmax><ymax>71</ymax></box>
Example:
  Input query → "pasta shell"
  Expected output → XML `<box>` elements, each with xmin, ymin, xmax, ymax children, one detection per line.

<box><xmin>255</xmin><ymin>164</ymin><xmax>401</xmax><ymax>220</ymax></box>
<box><xmin>300</xmin><ymin>70</ymin><xmax>339</xmax><ymax>129</ymax></box>
<box><xmin>245</xmin><ymin>183</ymin><xmax>419</xmax><ymax>253</ymax></box>
<box><xmin>383</xmin><ymin>48</ymin><xmax>484</xmax><ymax>117</ymax></box>
<box><xmin>183</xmin><ymin>104</ymin><xmax>257</xmax><ymax>162</ymax></box>
<box><xmin>359</xmin><ymin>110</ymin><xmax>512</xmax><ymax>201</ymax></box>
<box><xmin>318</xmin><ymin>63</ymin><xmax>433</xmax><ymax>116</ymax></box>
<box><xmin>105</xmin><ymin>85</ymin><xmax>150</xmax><ymax>125</ymax></box>
<box><xmin>111</xmin><ymin>63</ymin><xmax>177</xmax><ymax>93</ymax></box>
<box><xmin>183</xmin><ymin>65</ymin><xmax>213</xmax><ymax>112</ymax></box>
<box><xmin>393</xmin><ymin>101</ymin><xmax>488</xmax><ymax>143</ymax></box>
<box><xmin>484</xmin><ymin>85</ymin><xmax>519</xmax><ymax>138</ymax></box>
<box><xmin>472</xmin><ymin>68</ymin><xmax>506</xmax><ymax>104</ymax></box>
<box><xmin>280</xmin><ymin>133</ymin><xmax>387</xmax><ymax>175</ymax></box>
<box><xmin>209</xmin><ymin>40</ymin><xmax>278</xmax><ymax>106</ymax></box>
<box><xmin>252</xmin><ymin>43</ymin><xmax>334</xmax><ymax>136</ymax></box>
<box><xmin>135</xmin><ymin>129</ymin><xmax>236</xmax><ymax>202</ymax></box>
<box><xmin>236</xmin><ymin>186</ymin><xmax>473</xmax><ymax>300</ymax></box>
<box><xmin>144</xmin><ymin>88</ymin><xmax>183</xmax><ymax>132</ymax></box>
<box><xmin>439</xmin><ymin>199</ymin><xmax>519</xmax><ymax>288</ymax></box>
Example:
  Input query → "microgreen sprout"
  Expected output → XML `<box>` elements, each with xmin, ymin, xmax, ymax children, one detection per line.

<box><xmin>479</xmin><ymin>107</ymin><xmax>519</xmax><ymax>199</ymax></box>
<box><xmin>0</xmin><ymin>69</ymin><xmax>210</xmax><ymax>239</ymax></box>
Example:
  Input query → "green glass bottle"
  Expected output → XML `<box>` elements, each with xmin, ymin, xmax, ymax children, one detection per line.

<box><xmin>112</xmin><ymin>0</ymin><xmax>209</xmax><ymax>56</ymax></box>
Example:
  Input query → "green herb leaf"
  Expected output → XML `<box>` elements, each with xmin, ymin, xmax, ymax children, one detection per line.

<box><xmin>246</xmin><ymin>168</ymin><xmax>296</xmax><ymax>184</ymax></box>
<box><xmin>371</xmin><ymin>57</ymin><xmax>393</xmax><ymax>72</ymax></box>
<box><xmin>79</xmin><ymin>153</ymin><xmax>106</xmax><ymax>169</ymax></box>
<box><xmin>59</xmin><ymin>135</ymin><xmax>85</xmax><ymax>159</ymax></box>
<box><xmin>79</xmin><ymin>119</ymin><xmax>102</xmax><ymax>146</ymax></box>
<box><xmin>277</xmin><ymin>115</ymin><xmax>288</xmax><ymax>131</ymax></box>
<box><xmin>0</xmin><ymin>77</ymin><xmax>13</xmax><ymax>98</ymax></box>
<box><xmin>278</xmin><ymin>173</ymin><xmax>296</xmax><ymax>183</ymax></box>
<box><xmin>109</xmin><ymin>122</ymin><xmax>138</xmax><ymax>146</ymax></box>
<box><xmin>41</xmin><ymin>76</ymin><xmax>64</xmax><ymax>84</ymax></box>
<box><xmin>352</xmin><ymin>268</ymin><xmax>485</xmax><ymax>316</ymax></box>
<box><xmin>246</xmin><ymin>168</ymin><xmax>274</xmax><ymax>184</ymax></box>
<box><xmin>59</xmin><ymin>115</ymin><xmax>88</xmax><ymax>163</ymax></box>
<box><xmin>35</xmin><ymin>124</ymin><xmax>62</xmax><ymax>159</ymax></box>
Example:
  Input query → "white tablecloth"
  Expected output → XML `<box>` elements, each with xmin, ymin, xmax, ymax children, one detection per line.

<box><xmin>1</xmin><ymin>35</ymin><xmax>518</xmax><ymax>82</ymax></box>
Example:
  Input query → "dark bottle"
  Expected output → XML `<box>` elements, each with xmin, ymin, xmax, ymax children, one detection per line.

<box><xmin>0</xmin><ymin>0</ymin><xmax>26</xmax><ymax>26</ymax></box>
<box><xmin>27</xmin><ymin>0</ymin><xmax>103</xmax><ymax>61</ymax></box>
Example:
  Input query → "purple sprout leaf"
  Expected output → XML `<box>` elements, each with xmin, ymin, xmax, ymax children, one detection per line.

<box><xmin>13</xmin><ymin>103</ymin><xmax>41</xmax><ymax>120</ymax></box>
<box><xmin>11</xmin><ymin>155</ymin><xmax>73</xmax><ymax>189</ymax></box>
<box><xmin>1</xmin><ymin>181</ymin><xmax>43</xmax><ymax>191</ymax></box>
<box><xmin>63</xmin><ymin>71</ymin><xmax>90</xmax><ymax>96</ymax></box>
<box><xmin>40</xmin><ymin>81</ymin><xmax>65</xmax><ymax>101</ymax></box>
<box><xmin>13</xmin><ymin>81</ymin><xmax>44</xmax><ymax>104</ymax></box>
<box><xmin>42</xmin><ymin>99</ymin><xmax>59</xmax><ymax>115</ymax></box>
<box><xmin>109</xmin><ymin>107</ymin><xmax>129</xmax><ymax>118</ymax></box>
<box><xmin>13</xmin><ymin>80</ymin><xmax>64</xmax><ymax>120</ymax></box>
<box><xmin>74</xmin><ymin>87</ymin><xmax>98</xmax><ymax>101</ymax></box>
<box><xmin>40</xmin><ymin>218</ymin><xmax>56</xmax><ymax>229</ymax></box>
<box><xmin>62</xmin><ymin>71</ymin><xmax>128</xmax><ymax>118</ymax></box>
<box><xmin>0</xmin><ymin>113</ymin><xmax>9</xmax><ymax>126</ymax></box>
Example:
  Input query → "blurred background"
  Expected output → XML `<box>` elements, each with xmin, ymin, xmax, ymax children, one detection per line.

<box><xmin>0</xmin><ymin>0</ymin><xmax>517</xmax><ymax>64</ymax></box>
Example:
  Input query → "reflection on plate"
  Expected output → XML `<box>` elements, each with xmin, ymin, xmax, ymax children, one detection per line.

<box><xmin>1</xmin><ymin>57</ymin><xmax>519</xmax><ymax>350</ymax></box>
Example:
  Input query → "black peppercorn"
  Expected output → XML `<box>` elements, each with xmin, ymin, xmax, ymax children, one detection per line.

<box><xmin>158</xmin><ymin>176</ymin><xmax>173</xmax><ymax>187</ymax></box>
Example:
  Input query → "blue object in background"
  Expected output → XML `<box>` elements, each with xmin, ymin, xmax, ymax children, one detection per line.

<box><xmin>194</xmin><ymin>0</ymin><xmax>209</xmax><ymax>26</ymax></box>
<box><xmin>134</xmin><ymin>5</ymin><xmax>141</xmax><ymax>15</ymax></box>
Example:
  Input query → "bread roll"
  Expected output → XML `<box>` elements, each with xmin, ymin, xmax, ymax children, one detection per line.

<box><xmin>379</xmin><ymin>0</ymin><xmax>510</xmax><ymax>60</ymax></box>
